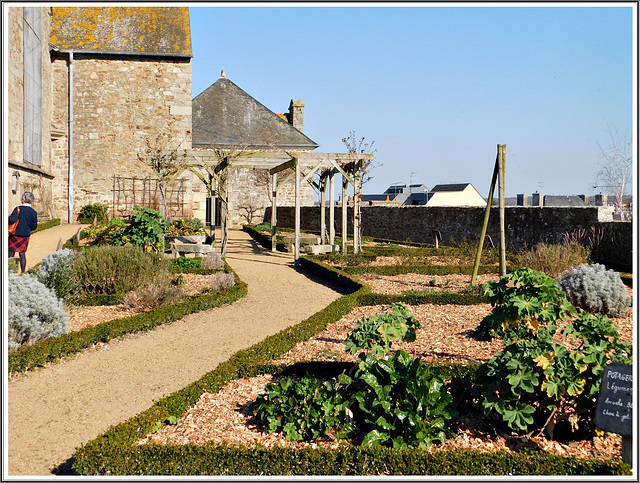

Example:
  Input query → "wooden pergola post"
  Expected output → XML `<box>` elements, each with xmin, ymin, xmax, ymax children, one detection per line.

<box><xmin>271</xmin><ymin>172</ymin><xmax>277</xmax><ymax>251</ymax></box>
<box><xmin>320</xmin><ymin>171</ymin><xmax>327</xmax><ymax>244</ymax></box>
<box><xmin>329</xmin><ymin>169</ymin><xmax>335</xmax><ymax>246</ymax></box>
<box><xmin>185</xmin><ymin>150</ymin><xmax>373</xmax><ymax>259</ymax></box>
<box><xmin>342</xmin><ymin>175</ymin><xmax>348</xmax><ymax>253</ymax></box>
<box><xmin>353</xmin><ymin>162</ymin><xmax>361</xmax><ymax>254</ymax></box>
<box><xmin>294</xmin><ymin>156</ymin><xmax>301</xmax><ymax>262</ymax></box>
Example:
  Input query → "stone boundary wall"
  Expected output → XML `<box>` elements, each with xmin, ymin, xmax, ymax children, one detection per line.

<box><xmin>264</xmin><ymin>205</ymin><xmax>633</xmax><ymax>272</ymax></box>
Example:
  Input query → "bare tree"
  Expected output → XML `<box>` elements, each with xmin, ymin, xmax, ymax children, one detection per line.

<box><xmin>139</xmin><ymin>134</ymin><xmax>187</xmax><ymax>220</ymax></box>
<box><xmin>237</xmin><ymin>195</ymin><xmax>264</xmax><ymax>225</ymax></box>
<box><xmin>342</xmin><ymin>131</ymin><xmax>379</xmax><ymax>187</ymax></box>
<box><xmin>342</xmin><ymin>131</ymin><xmax>379</xmax><ymax>250</ymax></box>
<box><xmin>594</xmin><ymin>125</ymin><xmax>632</xmax><ymax>216</ymax></box>
<box><xmin>186</xmin><ymin>143</ymin><xmax>254</xmax><ymax>255</ymax></box>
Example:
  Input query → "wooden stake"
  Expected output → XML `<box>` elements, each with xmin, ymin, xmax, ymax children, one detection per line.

<box><xmin>471</xmin><ymin>150</ymin><xmax>499</xmax><ymax>285</ymax></box>
<box><xmin>498</xmin><ymin>144</ymin><xmax>507</xmax><ymax>276</ymax></box>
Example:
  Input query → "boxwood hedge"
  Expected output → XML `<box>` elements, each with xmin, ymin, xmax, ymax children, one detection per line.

<box><xmin>68</xmin><ymin>228</ymin><xmax>630</xmax><ymax>476</ymax></box>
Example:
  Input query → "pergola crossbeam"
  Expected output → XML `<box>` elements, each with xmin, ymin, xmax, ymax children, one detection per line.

<box><xmin>184</xmin><ymin>149</ymin><xmax>373</xmax><ymax>261</ymax></box>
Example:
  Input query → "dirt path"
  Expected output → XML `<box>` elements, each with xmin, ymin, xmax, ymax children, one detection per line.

<box><xmin>7</xmin><ymin>228</ymin><xmax>343</xmax><ymax>476</ymax></box>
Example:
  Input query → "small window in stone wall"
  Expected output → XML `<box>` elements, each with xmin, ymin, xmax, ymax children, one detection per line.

<box><xmin>23</xmin><ymin>7</ymin><xmax>43</xmax><ymax>166</ymax></box>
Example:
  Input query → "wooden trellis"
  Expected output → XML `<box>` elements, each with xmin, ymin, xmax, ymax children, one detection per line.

<box><xmin>112</xmin><ymin>175</ymin><xmax>186</xmax><ymax>219</ymax></box>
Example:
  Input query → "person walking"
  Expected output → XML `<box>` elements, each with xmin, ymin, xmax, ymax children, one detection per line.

<box><xmin>8</xmin><ymin>191</ymin><xmax>38</xmax><ymax>273</ymax></box>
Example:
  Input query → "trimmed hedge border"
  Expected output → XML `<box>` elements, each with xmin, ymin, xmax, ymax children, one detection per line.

<box><xmin>69</xmin><ymin>229</ymin><xmax>630</xmax><ymax>476</ymax></box>
<box><xmin>8</xmin><ymin>268</ymin><xmax>247</xmax><ymax>374</ymax></box>
<box><xmin>341</xmin><ymin>264</ymin><xmax>501</xmax><ymax>276</ymax></box>
<box><xmin>32</xmin><ymin>218</ymin><xmax>61</xmax><ymax>234</ymax></box>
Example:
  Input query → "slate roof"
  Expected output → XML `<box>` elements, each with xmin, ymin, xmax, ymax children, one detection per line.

<box><xmin>192</xmin><ymin>77</ymin><xmax>319</xmax><ymax>150</ymax></box>
<box><xmin>50</xmin><ymin>7</ymin><xmax>192</xmax><ymax>57</ymax></box>
<box><xmin>430</xmin><ymin>183</ymin><xmax>473</xmax><ymax>192</ymax></box>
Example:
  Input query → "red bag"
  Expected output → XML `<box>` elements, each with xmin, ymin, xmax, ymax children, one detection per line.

<box><xmin>8</xmin><ymin>207</ymin><xmax>20</xmax><ymax>236</ymax></box>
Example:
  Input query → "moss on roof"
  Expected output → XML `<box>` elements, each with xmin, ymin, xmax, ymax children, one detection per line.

<box><xmin>50</xmin><ymin>7</ymin><xmax>191</xmax><ymax>57</ymax></box>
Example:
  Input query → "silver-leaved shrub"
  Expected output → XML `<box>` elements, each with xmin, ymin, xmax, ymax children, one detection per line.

<box><xmin>8</xmin><ymin>273</ymin><xmax>69</xmax><ymax>351</ymax></box>
<box><xmin>558</xmin><ymin>263</ymin><xmax>630</xmax><ymax>318</ymax></box>
<box><xmin>36</xmin><ymin>248</ymin><xmax>82</xmax><ymax>300</ymax></box>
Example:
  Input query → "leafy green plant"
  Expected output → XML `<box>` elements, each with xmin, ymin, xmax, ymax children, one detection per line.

<box><xmin>74</xmin><ymin>245</ymin><xmax>173</xmax><ymax>295</ymax></box>
<box><xmin>80</xmin><ymin>218</ymin><xmax>127</xmax><ymax>246</ymax></box>
<box><xmin>345</xmin><ymin>303</ymin><xmax>421</xmax><ymax>357</ymax></box>
<box><xmin>151</xmin><ymin>415</ymin><xmax>180</xmax><ymax>434</ymax></box>
<box><xmin>252</xmin><ymin>373</ymin><xmax>354</xmax><ymax>442</ymax></box>
<box><xmin>170</xmin><ymin>256</ymin><xmax>201</xmax><ymax>270</ymax></box>
<box><xmin>116</xmin><ymin>206</ymin><xmax>168</xmax><ymax>252</ymax></box>
<box><xmin>79</xmin><ymin>203</ymin><xmax>109</xmax><ymax>224</ymax></box>
<box><xmin>251</xmin><ymin>221</ymin><xmax>272</xmax><ymax>232</ymax></box>
<box><xmin>252</xmin><ymin>302</ymin><xmax>453</xmax><ymax>449</ymax></box>
<box><xmin>473</xmin><ymin>267</ymin><xmax>577</xmax><ymax>342</ymax></box>
<box><xmin>348</xmin><ymin>351</ymin><xmax>452</xmax><ymax>449</ymax></box>
<box><xmin>166</xmin><ymin>219</ymin><xmax>207</xmax><ymax>237</ymax></box>
<box><xmin>476</xmin><ymin>268</ymin><xmax>632</xmax><ymax>436</ymax></box>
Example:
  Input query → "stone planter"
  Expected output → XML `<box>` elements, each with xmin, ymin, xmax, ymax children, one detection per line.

<box><xmin>166</xmin><ymin>235</ymin><xmax>206</xmax><ymax>244</ymax></box>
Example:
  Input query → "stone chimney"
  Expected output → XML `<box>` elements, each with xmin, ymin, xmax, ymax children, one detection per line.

<box><xmin>517</xmin><ymin>193</ymin><xmax>528</xmax><ymax>206</ymax></box>
<box><xmin>578</xmin><ymin>194</ymin><xmax>589</xmax><ymax>204</ymax></box>
<box><xmin>288</xmin><ymin>99</ymin><xmax>304</xmax><ymax>132</ymax></box>
<box><xmin>532</xmin><ymin>191</ymin><xmax>544</xmax><ymax>207</ymax></box>
<box><xmin>595</xmin><ymin>192</ymin><xmax>608</xmax><ymax>206</ymax></box>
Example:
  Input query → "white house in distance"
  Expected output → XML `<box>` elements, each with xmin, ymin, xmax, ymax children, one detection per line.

<box><xmin>425</xmin><ymin>183</ymin><xmax>486</xmax><ymax>207</ymax></box>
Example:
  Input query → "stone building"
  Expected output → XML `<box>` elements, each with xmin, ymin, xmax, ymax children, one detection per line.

<box><xmin>191</xmin><ymin>74</ymin><xmax>320</xmax><ymax>227</ymax></box>
<box><xmin>7</xmin><ymin>7</ymin><xmax>366</xmax><ymax>232</ymax></box>
<box><xmin>7</xmin><ymin>6</ymin><xmax>199</xmax><ymax>222</ymax></box>
<box><xmin>49</xmin><ymin>6</ymin><xmax>196</xmax><ymax>222</ymax></box>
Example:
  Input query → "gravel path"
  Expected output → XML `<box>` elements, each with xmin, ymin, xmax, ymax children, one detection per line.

<box><xmin>7</xmin><ymin>228</ymin><xmax>343</xmax><ymax>476</ymax></box>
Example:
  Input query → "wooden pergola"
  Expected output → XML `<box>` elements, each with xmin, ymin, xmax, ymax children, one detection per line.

<box><xmin>186</xmin><ymin>150</ymin><xmax>374</xmax><ymax>261</ymax></box>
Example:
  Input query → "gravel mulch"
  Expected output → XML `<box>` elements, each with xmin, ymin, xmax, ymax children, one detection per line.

<box><xmin>65</xmin><ymin>273</ymin><xmax>223</xmax><ymax>332</ymax></box>
<box><xmin>137</xmin><ymin>271</ymin><xmax>633</xmax><ymax>464</ymax></box>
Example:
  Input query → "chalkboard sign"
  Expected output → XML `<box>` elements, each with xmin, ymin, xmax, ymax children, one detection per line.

<box><xmin>594</xmin><ymin>362</ymin><xmax>633</xmax><ymax>437</ymax></box>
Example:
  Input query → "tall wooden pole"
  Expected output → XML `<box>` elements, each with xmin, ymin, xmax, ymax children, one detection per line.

<box><xmin>271</xmin><ymin>172</ymin><xmax>277</xmax><ymax>252</ymax></box>
<box><xmin>320</xmin><ymin>172</ymin><xmax>327</xmax><ymax>244</ymax></box>
<box><xmin>329</xmin><ymin>169</ymin><xmax>336</xmax><ymax>246</ymax></box>
<box><xmin>471</xmin><ymin>150</ymin><xmax>499</xmax><ymax>285</ymax></box>
<box><xmin>220</xmin><ymin>166</ymin><xmax>228</xmax><ymax>258</ymax></box>
<box><xmin>353</xmin><ymin>163</ymin><xmax>361</xmax><ymax>254</ymax></box>
<box><xmin>294</xmin><ymin>157</ymin><xmax>301</xmax><ymax>263</ymax></box>
<box><xmin>498</xmin><ymin>144</ymin><xmax>507</xmax><ymax>276</ymax></box>
<box><xmin>342</xmin><ymin>175</ymin><xmax>348</xmax><ymax>253</ymax></box>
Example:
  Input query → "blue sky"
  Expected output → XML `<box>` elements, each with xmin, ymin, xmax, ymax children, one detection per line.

<box><xmin>189</xmin><ymin>3</ymin><xmax>635</xmax><ymax>198</ymax></box>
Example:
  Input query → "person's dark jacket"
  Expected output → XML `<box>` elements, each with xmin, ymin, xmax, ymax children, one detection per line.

<box><xmin>8</xmin><ymin>205</ymin><xmax>38</xmax><ymax>237</ymax></box>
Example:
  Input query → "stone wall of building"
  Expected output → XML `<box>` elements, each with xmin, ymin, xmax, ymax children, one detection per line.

<box><xmin>264</xmin><ymin>205</ymin><xmax>632</xmax><ymax>271</ymax></box>
<box><xmin>50</xmin><ymin>55</ymin><xmax>197</xmax><ymax>221</ymax></box>
<box><xmin>222</xmin><ymin>165</ymin><xmax>315</xmax><ymax>227</ymax></box>
<box><xmin>7</xmin><ymin>7</ymin><xmax>56</xmax><ymax>220</ymax></box>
